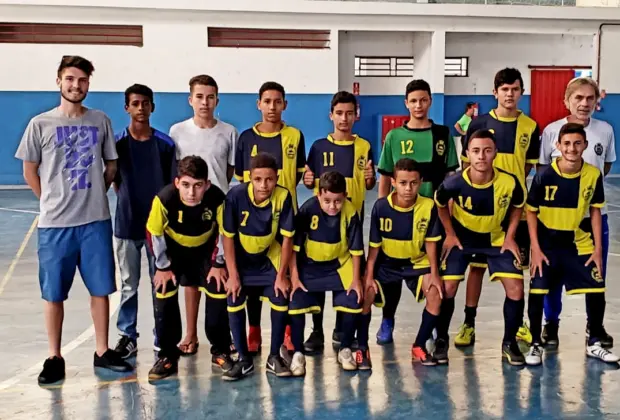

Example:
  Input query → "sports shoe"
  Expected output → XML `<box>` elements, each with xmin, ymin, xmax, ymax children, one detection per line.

<box><xmin>355</xmin><ymin>349</ymin><xmax>372</xmax><ymax>370</ymax></box>
<box><xmin>223</xmin><ymin>358</ymin><xmax>254</xmax><ymax>381</ymax></box>
<box><xmin>586</xmin><ymin>324</ymin><xmax>614</xmax><ymax>349</ymax></box>
<box><xmin>289</xmin><ymin>352</ymin><xmax>306</xmax><ymax>377</ymax></box>
<box><xmin>148</xmin><ymin>357</ymin><xmax>178</xmax><ymax>381</ymax></box>
<box><xmin>248</xmin><ymin>326</ymin><xmax>262</xmax><ymax>353</ymax></box>
<box><xmin>525</xmin><ymin>343</ymin><xmax>543</xmax><ymax>366</ymax></box>
<box><xmin>502</xmin><ymin>341</ymin><xmax>525</xmax><ymax>366</ymax></box>
<box><xmin>433</xmin><ymin>338</ymin><xmax>449</xmax><ymax>364</ymax></box>
<box><xmin>454</xmin><ymin>323</ymin><xmax>475</xmax><ymax>347</ymax></box>
<box><xmin>212</xmin><ymin>353</ymin><xmax>234</xmax><ymax>372</ymax></box>
<box><xmin>586</xmin><ymin>341</ymin><xmax>620</xmax><ymax>363</ymax></box>
<box><xmin>283</xmin><ymin>325</ymin><xmax>294</xmax><ymax>353</ymax></box>
<box><xmin>303</xmin><ymin>330</ymin><xmax>325</xmax><ymax>353</ymax></box>
<box><xmin>376</xmin><ymin>318</ymin><xmax>394</xmax><ymax>345</ymax></box>
<box><xmin>266</xmin><ymin>354</ymin><xmax>292</xmax><ymax>377</ymax></box>
<box><xmin>38</xmin><ymin>356</ymin><xmax>65</xmax><ymax>385</ymax></box>
<box><xmin>516</xmin><ymin>323</ymin><xmax>533</xmax><ymax>345</ymax></box>
<box><xmin>338</xmin><ymin>347</ymin><xmax>357</xmax><ymax>371</ymax></box>
<box><xmin>94</xmin><ymin>349</ymin><xmax>133</xmax><ymax>372</ymax></box>
<box><xmin>114</xmin><ymin>336</ymin><xmax>137</xmax><ymax>359</ymax></box>
<box><xmin>542</xmin><ymin>322</ymin><xmax>559</xmax><ymax>347</ymax></box>
<box><xmin>412</xmin><ymin>345</ymin><xmax>438</xmax><ymax>366</ymax></box>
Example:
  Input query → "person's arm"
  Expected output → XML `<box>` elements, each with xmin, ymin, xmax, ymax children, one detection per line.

<box><xmin>104</xmin><ymin>160</ymin><xmax>117</xmax><ymax>190</ymax></box>
<box><xmin>303</xmin><ymin>144</ymin><xmax>317</xmax><ymax>190</ymax></box>
<box><xmin>524</xmin><ymin>124</ymin><xmax>540</xmax><ymax>178</ymax></box>
<box><xmin>146</xmin><ymin>195</ymin><xmax>177</xmax><ymax>294</ymax></box>
<box><xmin>221</xmin><ymin>193</ymin><xmax>242</xmax><ymax>299</ymax></box>
<box><xmin>365</xmin><ymin>204</ymin><xmax>382</xmax><ymax>287</ymax></box>
<box><xmin>296</xmin><ymin>131</ymin><xmax>307</xmax><ymax>185</ymax></box>
<box><xmin>377</xmin><ymin>132</ymin><xmax>394</xmax><ymax>198</ymax></box>
<box><xmin>101</xmin><ymin>116</ymin><xmax>119</xmax><ymax>191</ymax></box>
<box><xmin>434</xmin><ymin>181</ymin><xmax>463</xmax><ymax>259</ymax></box>
<box><xmin>525</xmin><ymin>173</ymin><xmax>548</xmax><ymax>276</ymax></box>
<box><xmin>538</xmin><ymin>126</ymin><xmax>554</xmax><ymax>174</ymax></box>
<box><xmin>274</xmin><ymin>193</ymin><xmax>296</xmax><ymax>296</ymax></box>
<box><xmin>424</xmin><ymin>205</ymin><xmax>443</xmax><ymax>294</ymax></box>
<box><xmin>15</xmin><ymin>119</ymin><xmax>42</xmax><ymax>199</ymax></box>
<box><xmin>227</xmin><ymin>127</ymin><xmax>239</xmax><ymax>184</ymax></box>
<box><xmin>454</xmin><ymin>122</ymin><xmax>466</xmax><ymax>136</ymax></box>
<box><xmin>23</xmin><ymin>161</ymin><xmax>41</xmax><ymax>199</ymax></box>
<box><xmin>378</xmin><ymin>175</ymin><xmax>392</xmax><ymax>198</ymax></box>
<box><xmin>604</xmin><ymin>127</ymin><xmax>616</xmax><ymax>176</ymax></box>
<box><xmin>234</xmin><ymin>133</ymin><xmax>245</xmax><ymax>182</ymax></box>
<box><xmin>604</xmin><ymin>163</ymin><xmax>612</xmax><ymax>176</ymax></box>
<box><xmin>365</xmin><ymin>144</ymin><xmax>376</xmax><ymax>190</ymax></box>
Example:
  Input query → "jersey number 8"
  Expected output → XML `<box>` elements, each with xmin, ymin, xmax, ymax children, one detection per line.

<box><xmin>310</xmin><ymin>215</ymin><xmax>319</xmax><ymax>230</ymax></box>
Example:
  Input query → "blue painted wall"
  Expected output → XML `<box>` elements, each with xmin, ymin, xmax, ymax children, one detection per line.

<box><xmin>2</xmin><ymin>91</ymin><xmax>620</xmax><ymax>184</ymax></box>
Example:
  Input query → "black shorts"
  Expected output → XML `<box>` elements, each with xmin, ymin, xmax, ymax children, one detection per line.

<box><xmin>442</xmin><ymin>247</ymin><xmax>523</xmax><ymax>282</ymax></box>
<box><xmin>374</xmin><ymin>267</ymin><xmax>431</xmax><ymax>306</ymax></box>
<box><xmin>467</xmin><ymin>221</ymin><xmax>530</xmax><ymax>271</ymax></box>
<box><xmin>171</xmin><ymin>257</ymin><xmax>210</xmax><ymax>288</ymax></box>
<box><xmin>530</xmin><ymin>249</ymin><xmax>605</xmax><ymax>295</ymax></box>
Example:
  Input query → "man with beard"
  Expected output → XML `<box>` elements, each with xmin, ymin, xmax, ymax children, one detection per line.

<box><xmin>15</xmin><ymin>55</ymin><xmax>132</xmax><ymax>385</ymax></box>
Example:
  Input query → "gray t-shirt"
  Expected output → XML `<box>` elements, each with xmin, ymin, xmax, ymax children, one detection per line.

<box><xmin>169</xmin><ymin>118</ymin><xmax>238</xmax><ymax>193</ymax></box>
<box><xmin>15</xmin><ymin>107</ymin><xmax>118</xmax><ymax>228</ymax></box>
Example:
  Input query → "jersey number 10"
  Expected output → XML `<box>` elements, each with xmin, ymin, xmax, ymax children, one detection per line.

<box><xmin>379</xmin><ymin>217</ymin><xmax>393</xmax><ymax>232</ymax></box>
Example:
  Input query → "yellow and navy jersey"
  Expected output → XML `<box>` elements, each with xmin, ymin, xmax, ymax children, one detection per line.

<box><xmin>234</xmin><ymin>123</ymin><xmax>306</xmax><ymax>208</ymax></box>
<box><xmin>222</xmin><ymin>182</ymin><xmax>295</xmax><ymax>278</ymax></box>
<box><xmin>146</xmin><ymin>183</ymin><xmax>225</xmax><ymax>258</ymax></box>
<box><xmin>526</xmin><ymin>159</ymin><xmax>605</xmax><ymax>255</ymax></box>
<box><xmin>461</xmin><ymin>110</ymin><xmax>540</xmax><ymax>190</ymax></box>
<box><xmin>294</xmin><ymin>197</ymin><xmax>364</xmax><ymax>288</ymax></box>
<box><xmin>369</xmin><ymin>193</ymin><xmax>441</xmax><ymax>270</ymax></box>
<box><xmin>434</xmin><ymin>167</ymin><xmax>525</xmax><ymax>249</ymax></box>
<box><xmin>306</xmin><ymin>134</ymin><xmax>374</xmax><ymax>216</ymax></box>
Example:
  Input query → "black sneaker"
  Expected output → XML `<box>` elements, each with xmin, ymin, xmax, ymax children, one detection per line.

<box><xmin>332</xmin><ymin>329</ymin><xmax>343</xmax><ymax>346</ymax></box>
<box><xmin>266</xmin><ymin>354</ymin><xmax>292</xmax><ymax>377</ymax></box>
<box><xmin>38</xmin><ymin>356</ymin><xmax>65</xmax><ymax>385</ymax></box>
<box><xmin>94</xmin><ymin>349</ymin><xmax>133</xmax><ymax>372</ymax></box>
<box><xmin>304</xmin><ymin>330</ymin><xmax>325</xmax><ymax>353</ymax></box>
<box><xmin>502</xmin><ymin>341</ymin><xmax>525</xmax><ymax>366</ymax></box>
<box><xmin>222</xmin><ymin>358</ymin><xmax>254</xmax><ymax>381</ymax></box>
<box><xmin>148</xmin><ymin>357</ymin><xmax>178</xmax><ymax>381</ymax></box>
<box><xmin>587</xmin><ymin>324</ymin><xmax>614</xmax><ymax>349</ymax></box>
<box><xmin>212</xmin><ymin>353</ymin><xmax>234</xmax><ymax>372</ymax></box>
<box><xmin>433</xmin><ymin>338</ymin><xmax>449</xmax><ymax>364</ymax></box>
<box><xmin>542</xmin><ymin>322</ymin><xmax>559</xmax><ymax>347</ymax></box>
<box><xmin>114</xmin><ymin>336</ymin><xmax>137</xmax><ymax>359</ymax></box>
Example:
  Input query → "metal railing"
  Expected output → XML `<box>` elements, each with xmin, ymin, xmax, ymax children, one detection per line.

<box><xmin>309</xmin><ymin>0</ymin><xmax>576</xmax><ymax>5</ymax></box>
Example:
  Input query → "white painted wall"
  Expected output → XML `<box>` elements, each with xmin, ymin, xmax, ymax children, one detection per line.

<box><xmin>338</xmin><ymin>31</ymin><xmax>432</xmax><ymax>96</ymax></box>
<box><xmin>445</xmin><ymin>32</ymin><xmax>595</xmax><ymax>95</ymax></box>
<box><xmin>598</xmin><ymin>25</ymin><xmax>620</xmax><ymax>93</ymax></box>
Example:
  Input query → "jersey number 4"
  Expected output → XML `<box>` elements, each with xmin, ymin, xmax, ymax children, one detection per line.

<box><xmin>544</xmin><ymin>186</ymin><xmax>558</xmax><ymax>201</ymax></box>
<box><xmin>400</xmin><ymin>140</ymin><xmax>414</xmax><ymax>154</ymax></box>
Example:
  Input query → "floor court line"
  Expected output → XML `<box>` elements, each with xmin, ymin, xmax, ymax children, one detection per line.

<box><xmin>0</xmin><ymin>215</ymin><xmax>38</xmax><ymax>296</ymax></box>
<box><xmin>0</xmin><ymin>207</ymin><xmax>40</xmax><ymax>215</ymax></box>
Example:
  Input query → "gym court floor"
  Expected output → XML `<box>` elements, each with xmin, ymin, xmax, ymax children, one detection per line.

<box><xmin>1</xmin><ymin>184</ymin><xmax>620</xmax><ymax>420</ymax></box>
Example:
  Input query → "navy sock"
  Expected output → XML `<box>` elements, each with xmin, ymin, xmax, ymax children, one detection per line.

<box><xmin>436</xmin><ymin>297</ymin><xmax>455</xmax><ymax>341</ymax></box>
<box><xmin>335</xmin><ymin>311</ymin><xmax>344</xmax><ymax>333</ymax></box>
<box><xmin>503</xmin><ymin>297</ymin><xmax>524</xmax><ymax>344</ymax></box>
<box><xmin>291</xmin><ymin>315</ymin><xmax>305</xmax><ymax>353</ymax></box>
<box><xmin>356</xmin><ymin>312</ymin><xmax>372</xmax><ymax>350</ymax></box>
<box><xmin>339</xmin><ymin>312</ymin><xmax>357</xmax><ymax>348</ymax></box>
<box><xmin>414</xmin><ymin>309</ymin><xmax>439</xmax><ymax>347</ymax></box>
<box><xmin>586</xmin><ymin>293</ymin><xmax>606</xmax><ymax>344</ymax></box>
<box><xmin>247</xmin><ymin>295</ymin><xmax>262</xmax><ymax>327</ymax></box>
<box><xmin>154</xmin><ymin>289</ymin><xmax>182</xmax><ymax>360</ymax></box>
<box><xmin>228</xmin><ymin>308</ymin><xmax>249</xmax><ymax>359</ymax></box>
<box><xmin>270</xmin><ymin>309</ymin><xmax>288</xmax><ymax>356</ymax></box>
<box><xmin>464</xmin><ymin>306</ymin><xmax>477</xmax><ymax>327</ymax></box>
<box><xmin>312</xmin><ymin>292</ymin><xmax>326</xmax><ymax>332</ymax></box>
<box><xmin>528</xmin><ymin>294</ymin><xmax>545</xmax><ymax>344</ymax></box>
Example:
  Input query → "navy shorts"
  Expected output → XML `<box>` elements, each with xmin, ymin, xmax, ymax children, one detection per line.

<box><xmin>442</xmin><ymin>246</ymin><xmax>522</xmax><ymax>282</ymax></box>
<box><xmin>38</xmin><ymin>219</ymin><xmax>116</xmax><ymax>302</ymax></box>
<box><xmin>468</xmin><ymin>221</ymin><xmax>530</xmax><ymax>270</ymax></box>
<box><xmin>289</xmin><ymin>289</ymin><xmax>362</xmax><ymax>315</ymax></box>
<box><xmin>374</xmin><ymin>267</ymin><xmax>431</xmax><ymax>306</ymax></box>
<box><xmin>530</xmin><ymin>249</ymin><xmax>605</xmax><ymax>295</ymax></box>
<box><xmin>227</xmin><ymin>284</ymin><xmax>288</xmax><ymax>313</ymax></box>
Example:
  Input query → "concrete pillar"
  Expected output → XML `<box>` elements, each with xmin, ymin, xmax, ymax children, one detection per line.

<box><xmin>429</xmin><ymin>30</ymin><xmax>446</xmax><ymax>124</ymax></box>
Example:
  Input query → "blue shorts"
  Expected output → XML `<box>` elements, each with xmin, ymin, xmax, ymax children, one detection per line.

<box><xmin>38</xmin><ymin>219</ymin><xmax>116</xmax><ymax>302</ymax></box>
<box><xmin>468</xmin><ymin>221</ymin><xmax>530</xmax><ymax>270</ymax></box>
<box><xmin>374</xmin><ymin>267</ymin><xmax>430</xmax><ymax>307</ymax></box>
<box><xmin>289</xmin><ymin>289</ymin><xmax>362</xmax><ymax>315</ymax></box>
<box><xmin>227</xmin><ymin>285</ymin><xmax>288</xmax><ymax>313</ymax></box>
<box><xmin>530</xmin><ymin>249</ymin><xmax>605</xmax><ymax>295</ymax></box>
<box><xmin>442</xmin><ymin>246</ymin><xmax>522</xmax><ymax>282</ymax></box>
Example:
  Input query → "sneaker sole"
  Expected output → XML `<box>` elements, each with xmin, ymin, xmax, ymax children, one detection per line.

<box><xmin>148</xmin><ymin>371</ymin><xmax>176</xmax><ymax>381</ymax></box>
<box><xmin>502</xmin><ymin>353</ymin><xmax>525</xmax><ymax>366</ymax></box>
<box><xmin>211</xmin><ymin>362</ymin><xmax>234</xmax><ymax>372</ymax></box>
<box><xmin>303</xmin><ymin>344</ymin><xmax>325</xmax><ymax>353</ymax></box>
<box><xmin>526</xmin><ymin>359</ymin><xmax>543</xmax><ymax>366</ymax></box>
<box><xmin>412</xmin><ymin>359</ymin><xmax>438</xmax><ymax>366</ymax></box>
<box><xmin>357</xmin><ymin>364</ymin><xmax>372</xmax><ymax>371</ymax></box>
<box><xmin>454</xmin><ymin>336</ymin><xmax>475</xmax><ymax>347</ymax></box>
<box><xmin>38</xmin><ymin>376</ymin><xmax>65</xmax><ymax>385</ymax></box>
<box><xmin>95</xmin><ymin>364</ymin><xmax>133</xmax><ymax>372</ymax></box>
<box><xmin>435</xmin><ymin>357</ymin><xmax>449</xmax><ymax>365</ymax></box>
<box><xmin>266</xmin><ymin>369</ymin><xmax>292</xmax><ymax>377</ymax></box>
<box><xmin>586</xmin><ymin>352</ymin><xmax>620</xmax><ymax>364</ymax></box>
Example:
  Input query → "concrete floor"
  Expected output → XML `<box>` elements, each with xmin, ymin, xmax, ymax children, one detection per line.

<box><xmin>2</xmin><ymin>183</ymin><xmax>620</xmax><ymax>420</ymax></box>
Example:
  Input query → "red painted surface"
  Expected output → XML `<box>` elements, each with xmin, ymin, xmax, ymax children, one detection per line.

<box><xmin>530</xmin><ymin>69</ymin><xmax>575</xmax><ymax>132</ymax></box>
<box><xmin>381</xmin><ymin>115</ymin><xmax>409</xmax><ymax>145</ymax></box>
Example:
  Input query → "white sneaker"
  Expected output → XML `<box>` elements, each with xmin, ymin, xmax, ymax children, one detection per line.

<box><xmin>290</xmin><ymin>352</ymin><xmax>306</xmax><ymax>377</ymax></box>
<box><xmin>338</xmin><ymin>347</ymin><xmax>358</xmax><ymax>371</ymax></box>
<box><xmin>586</xmin><ymin>341</ymin><xmax>620</xmax><ymax>363</ymax></box>
<box><xmin>526</xmin><ymin>344</ymin><xmax>543</xmax><ymax>366</ymax></box>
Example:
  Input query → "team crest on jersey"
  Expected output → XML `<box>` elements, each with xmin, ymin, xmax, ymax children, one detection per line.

<box><xmin>519</xmin><ymin>133</ymin><xmax>529</xmax><ymax>148</ymax></box>
<box><xmin>513</xmin><ymin>258</ymin><xmax>521</xmax><ymax>270</ymax></box>
<box><xmin>202</xmin><ymin>208</ymin><xmax>213</xmax><ymax>221</ymax></box>
<box><xmin>286</xmin><ymin>144</ymin><xmax>296</xmax><ymax>159</ymax></box>
<box><xmin>357</xmin><ymin>155</ymin><xmax>366</xmax><ymax>170</ymax></box>
<box><xmin>274</xmin><ymin>211</ymin><xmax>281</xmax><ymax>221</ymax></box>
<box><xmin>435</xmin><ymin>140</ymin><xmax>446</xmax><ymax>156</ymax></box>
<box><xmin>416</xmin><ymin>217</ymin><xmax>429</xmax><ymax>233</ymax></box>
<box><xmin>583</xmin><ymin>186</ymin><xmax>594</xmax><ymax>201</ymax></box>
<box><xmin>488</xmin><ymin>129</ymin><xmax>495</xmax><ymax>134</ymax></box>
<box><xmin>591</xmin><ymin>267</ymin><xmax>603</xmax><ymax>282</ymax></box>
<box><xmin>498</xmin><ymin>193</ymin><xmax>510</xmax><ymax>208</ymax></box>
<box><xmin>595</xmin><ymin>143</ymin><xmax>604</xmax><ymax>156</ymax></box>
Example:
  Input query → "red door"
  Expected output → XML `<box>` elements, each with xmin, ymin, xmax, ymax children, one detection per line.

<box><xmin>530</xmin><ymin>69</ymin><xmax>575</xmax><ymax>132</ymax></box>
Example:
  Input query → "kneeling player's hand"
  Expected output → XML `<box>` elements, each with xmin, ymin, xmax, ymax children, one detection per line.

<box><xmin>501</xmin><ymin>237</ymin><xmax>521</xmax><ymax>266</ymax></box>
<box><xmin>154</xmin><ymin>269</ymin><xmax>176</xmax><ymax>296</ymax></box>
<box><xmin>529</xmin><ymin>246</ymin><xmax>549</xmax><ymax>278</ymax></box>
<box><xmin>441</xmin><ymin>234</ymin><xmax>463</xmax><ymax>262</ymax></box>
<box><xmin>348</xmin><ymin>279</ymin><xmax>364</xmax><ymax>304</ymax></box>
<box><xmin>585</xmin><ymin>248</ymin><xmax>603</xmax><ymax>279</ymax></box>
<box><xmin>207</xmin><ymin>267</ymin><xmax>228</xmax><ymax>293</ymax></box>
<box><xmin>303</xmin><ymin>165</ymin><xmax>315</xmax><ymax>188</ymax></box>
<box><xmin>426</xmin><ymin>272</ymin><xmax>444</xmax><ymax>300</ymax></box>
<box><xmin>274</xmin><ymin>274</ymin><xmax>290</xmax><ymax>298</ymax></box>
<box><xmin>226</xmin><ymin>271</ymin><xmax>242</xmax><ymax>301</ymax></box>
<box><xmin>290</xmin><ymin>275</ymin><xmax>307</xmax><ymax>300</ymax></box>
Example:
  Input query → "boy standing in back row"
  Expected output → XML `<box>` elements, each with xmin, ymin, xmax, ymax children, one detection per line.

<box><xmin>235</xmin><ymin>81</ymin><xmax>306</xmax><ymax>353</ymax></box>
<box><xmin>375</xmin><ymin>79</ymin><xmax>458</xmax><ymax>345</ymax></box>
<box><xmin>169</xmin><ymin>75</ymin><xmax>238</xmax><ymax>356</ymax></box>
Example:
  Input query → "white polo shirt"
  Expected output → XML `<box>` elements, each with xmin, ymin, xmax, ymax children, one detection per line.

<box><xmin>539</xmin><ymin>117</ymin><xmax>616</xmax><ymax>215</ymax></box>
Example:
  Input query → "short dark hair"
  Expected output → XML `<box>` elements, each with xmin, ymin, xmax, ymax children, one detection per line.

<box><xmin>250</xmin><ymin>152</ymin><xmax>278</xmax><ymax>173</ymax></box>
<box><xmin>393</xmin><ymin>158</ymin><xmax>422</xmax><ymax>177</ymax></box>
<box><xmin>318</xmin><ymin>171</ymin><xmax>347</xmax><ymax>194</ymax></box>
<box><xmin>559</xmin><ymin>122</ymin><xmax>587</xmax><ymax>142</ymax></box>
<box><xmin>405</xmin><ymin>79</ymin><xmax>432</xmax><ymax>98</ymax></box>
<box><xmin>330</xmin><ymin>91</ymin><xmax>357</xmax><ymax>112</ymax></box>
<box><xmin>259</xmin><ymin>81</ymin><xmax>286</xmax><ymax>100</ymax></box>
<box><xmin>124</xmin><ymin>84</ymin><xmax>154</xmax><ymax>106</ymax></box>
<box><xmin>189</xmin><ymin>75</ymin><xmax>218</xmax><ymax>94</ymax></box>
<box><xmin>468</xmin><ymin>129</ymin><xmax>497</xmax><ymax>145</ymax></box>
<box><xmin>466</xmin><ymin>102</ymin><xmax>476</xmax><ymax>110</ymax></box>
<box><xmin>494</xmin><ymin>68</ymin><xmax>524</xmax><ymax>91</ymax></box>
<box><xmin>57</xmin><ymin>55</ymin><xmax>94</xmax><ymax>78</ymax></box>
<box><xmin>177</xmin><ymin>156</ymin><xmax>209</xmax><ymax>180</ymax></box>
